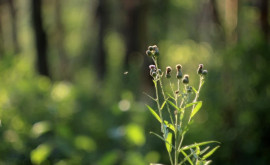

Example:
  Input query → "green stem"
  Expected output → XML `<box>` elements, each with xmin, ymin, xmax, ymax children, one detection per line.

<box><xmin>152</xmin><ymin>57</ymin><xmax>174</xmax><ymax>165</ymax></box>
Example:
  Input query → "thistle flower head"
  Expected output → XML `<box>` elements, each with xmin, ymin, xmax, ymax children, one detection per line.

<box><xmin>165</xmin><ymin>66</ymin><xmax>172</xmax><ymax>79</ymax></box>
<box><xmin>149</xmin><ymin>65</ymin><xmax>156</xmax><ymax>70</ymax></box>
<box><xmin>166</xmin><ymin>66</ymin><xmax>172</xmax><ymax>73</ymax></box>
<box><xmin>182</xmin><ymin>74</ymin><xmax>189</xmax><ymax>84</ymax></box>
<box><xmin>146</xmin><ymin>45</ymin><xmax>159</xmax><ymax>57</ymax></box>
<box><xmin>202</xmin><ymin>70</ymin><xmax>208</xmax><ymax>75</ymax></box>
<box><xmin>176</xmin><ymin>64</ymin><xmax>182</xmax><ymax>70</ymax></box>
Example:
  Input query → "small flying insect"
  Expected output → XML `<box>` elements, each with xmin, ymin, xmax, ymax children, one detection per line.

<box><xmin>123</xmin><ymin>71</ymin><xmax>128</xmax><ymax>75</ymax></box>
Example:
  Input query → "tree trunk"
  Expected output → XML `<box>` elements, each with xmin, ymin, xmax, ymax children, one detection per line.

<box><xmin>7</xmin><ymin>0</ymin><xmax>19</xmax><ymax>53</ymax></box>
<box><xmin>225</xmin><ymin>0</ymin><xmax>238</xmax><ymax>44</ymax></box>
<box><xmin>259</xmin><ymin>0</ymin><xmax>269</xmax><ymax>41</ymax></box>
<box><xmin>95</xmin><ymin>0</ymin><xmax>107</xmax><ymax>80</ymax></box>
<box><xmin>54</xmin><ymin>0</ymin><xmax>68</xmax><ymax>79</ymax></box>
<box><xmin>31</xmin><ymin>0</ymin><xmax>50</xmax><ymax>77</ymax></box>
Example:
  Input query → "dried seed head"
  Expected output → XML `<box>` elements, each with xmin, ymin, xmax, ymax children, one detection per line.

<box><xmin>182</xmin><ymin>74</ymin><xmax>189</xmax><ymax>84</ymax></box>
<box><xmin>197</xmin><ymin>64</ymin><xmax>203</xmax><ymax>75</ymax></box>
<box><xmin>176</xmin><ymin>64</ymin><xmax>182</xmax><ymax>70</ymax></box>
<box><xmin>202</xmin><ymin>70</ymin><xmax>208</xmax><ymax>75</ymax></box>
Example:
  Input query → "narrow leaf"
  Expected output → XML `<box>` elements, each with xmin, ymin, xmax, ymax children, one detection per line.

<box><xmin>200</xmin><ymin>146</ymin><xmax>210</xmax><ymax>155</ymax></box>
<box><xmin>179</xmin><ymin>153</ymin><xmax>193</xmax><ymax>165</ymax></box>
<box><xmin>167</xmin><ymin>93</ymin><xmax>175</xmax><ymax>101</ymax></box>
<box><xmin>143</xmin><ymin>92</ymin><xmax>156</xmax><ymax>102</ymax></box>
<box><xmin>180</xmin><ymin>141</ymin><xmax>220</xmax><ymax>151</ymax></box>
<box><xmin>202</xmin><ymin>146</ymin><xmax>220</xmax><ymax>160</ymax></box>
<box><xmin>196</xmin><ymin>146</ymin><xmax>200</xmax><ymax>155</ymax></box>
<box><xmin>192</xmin><ymin>87</ymin><xmax>198</xmax><ymax>93</ymax></box>
<box><xmin>180</xmin><ymin>150</ymin><xmax>194</xmax><ymax>165</ymax></box>
<box><xmin>146</xmin><ymin>105</ymin><xmax>161</xmax><ymax>123</ymax></box>
<box><xmin>190</xmin><ymin>101</ymin><xmax>202</xmax><ymax>119</ymax></box>
<box><xmin>164</xmin><ymin>120</ymin><xmax>175</xmax><ymax>132</ymax></box>
<box><xmin>166</xmin><ymin>132</ymin><xmax>173</xmax><ymax>153</ymax></box>
<box><xmin>167</xmin><ymin>100</ymin><xmax>180</xmax><ymax>111</ymax></box>
<box><xmin>160</xmin><ymin>100</ymin><xmax>167</xmax><ymax>111</ymax></box>
<box><xmin>190</xmin><ymin>148</ymin><xmax>198</xmax><ymax>159</ymax></box>
<box><xmin>185</xmin><ymin>102</ymin><xmax>199</xmax><ymax>109</ymax></box>
<box><xmin>150</xmin><ymin>132</ymin><xmax>175</xmax><ymax>149</ymax></box>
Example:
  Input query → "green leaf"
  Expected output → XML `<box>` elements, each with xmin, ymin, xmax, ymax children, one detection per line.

<box><xmin>192</xmin><ymin>87</ymin><xmax>198</xmax><ymax>93</ymax></box>
<box><xmin>146</xmin><ymin>105</ymin><xmax>175</xmax><ymax>132</ymax></box>
<box><xmin>200</xmin><ymin>146</ymin><xmax>210</xmax><ymax>155</ymax></box>
<box><xmin>202</xmin><ymin>146</ymin><xmax>220</xmax><ymax>160</ymax></box>
<box><xmin>166</xmin><ymin>132</ymin><xmax>173</xmax><ymax>153</ymax></box>
<box><xmin>190</xmin><ymin>148</ymin><xmax>198</xmax><ymax>159</ymax></box>
<box><xmin>185</xmin><ymin>102</ymin><xmax>199</xmax><ymax>109</ymax></box>
<box><xmin>167</xmin><ymin>93</ymin><xmax>175</xmax><ymax>101</ymax></box>
<box><xmin>180</xmin><ymin>141</ymin><xmax>220</xmax><ymax>151</ymax></box>
<box><xmin>150</xmin><ymin>132</ymin><xmax>175</xmax><ymax>149</ymax></box>
<box><xmin>164</xmin><ymin>120</ymin><xmax>175</xmax><ymax>132</ymax></box>
<box><xmin>167</xmin><ymin>100</ymin><xmax>180</xmax><ymax>111</ymax></box>
<box><xmin>180</xmin><ymin>150</ymin><xmax>194</xmax><ymax>165</ymax></box>
<box><xmin>190</xmin><ymin>101</ymin><xmax>202</xmax><ymax>119</ymax></box>
<box><xmin>204</xmin><ymin>160</ymin><xmax>212</xmax><ymax>165</ymax></box>
<box><xmin>143</xmin><ymin>92</ymin><xmax>156</xmax><ymax>102</ymax></box>
<box><xmin>160</xmin><ymin>100</ymin><xmax>167</xmax><ymax>111</ymax></box>
<box><xmin>31</xmin><ymin>144</ymin><xmax>52</xmax><ymax>164</ymax></box>
<box><xmin>146</xmin><ymin>105</ymin><xmax>161</xmax><ymax>123</ymax></box>
<box><xmin>179</xmin><ymin>153</ymin><xmax>193</xmax><ymax>165</ymax></box>
<box><xmin>196</xmin><ymin>146</ymin><xmax>200</xmax><ymax>155</ymax></box>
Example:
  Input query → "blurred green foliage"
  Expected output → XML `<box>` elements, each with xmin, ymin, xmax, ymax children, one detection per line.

<box><xmin>0</xmin><ymin>0</ymin><xmax>270</xmax><ymax>164</ymax></box>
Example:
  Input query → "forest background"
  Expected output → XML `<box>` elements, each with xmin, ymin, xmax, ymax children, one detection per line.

<box><xmin>0</xmin><ymin>0</ymin><xmax>270</xmax><ymax>164</ymax></box>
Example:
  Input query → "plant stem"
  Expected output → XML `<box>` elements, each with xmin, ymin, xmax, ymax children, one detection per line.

<box><xmin>152</xmin><ymin>57</ymin><xmax>174</xmax><ymax>165</ymax></box>
<box><xmin>153</xmin><ymin>57</ymin><xmax>174</xmax><ymax>125</ymax></box>
<box><xmin>188</xmin><ymin>76</ymin><xmax>204</xmax><ymax>124</ymax></box>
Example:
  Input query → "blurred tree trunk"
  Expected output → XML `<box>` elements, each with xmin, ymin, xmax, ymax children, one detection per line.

<box><xmin>31</xmin><ymin>0</ymin><xmax>50</xmax><ymax>77</ymax></box>
<box><xmin>123</xmin><ymin>0</ymin><xmax>147</xmax><ymax>69</ymax></box>
<box><xmin>259</xmin><ymin>0</ymin><xmax>269</xmax><ymax>41</ymax></box>
<box><xmin>7</xmin><ymin>0</ymin><xmax>19</xmax><ymax>53</ymax></box>
<box><xmin>122</xmin><ymin>0</ymin><xmax>149</xmax><ymax>95</ymax></box>
<box><xmin>225</xmin><ymin>0</ymin><xmax>238</xmax><ymax>44</ymax></box>
<box><xmin>0</xmin><ymin>3</ymin><xmax>4</xmax><ymax>55</ymax></box>
<box><xmin>54</xmin><ymin>0</ymin><xmax>68</xmax><ymax>79</ymax></box>
<box><xmin>96</xmin><ymin>0</ymin><xmax>107</xmax><ymax>80</ymax></box>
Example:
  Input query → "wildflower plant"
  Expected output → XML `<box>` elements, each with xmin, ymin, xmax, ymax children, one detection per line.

<box><xmin>145</xmin><ymin>45</ymin><xmax>220</xmax><ymax>165</ymax></box>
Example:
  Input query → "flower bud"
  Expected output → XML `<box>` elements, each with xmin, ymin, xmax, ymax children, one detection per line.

<box><xmin>202</xmin><ymin>70</ymin><xmax>208</xmax><ymax>75</ymax></box>
<box><xmin>165</xmin><ymin>66</ymin><xmax>172</xmax><ymax>79</ymax></box>
<box><xmin>176</xmin><ymin>71</ymin><xmax>183</xmax><ymax>79</ymax></box>
<box><xmin>158</xmin><ymin>69</ymin><xmax>162</xmax><ymax>75</ymax></box>
<box><xmin>197</xmin><ymin>64</ymin><xmax>203</xmax><ymax>75</ymax></box>
<box><xmin>148</xmin><ymin>46</ymin><xmax>154</xmax><ymax>51</ymax></box>
<box><xmin>146</xmin><ymin>50</ymin><xmax>152</xmax><ymax>57</ymax></box>
<box><xmin>186</xmin><ymin>86</ymin><xmax>192</xmax><ymax>93</ymax></box>
<box><xmin>166</xmin><ymin>66</ymin><xmax>172</xmax><ymax>73</ymax></box>
<box><xmin>182</xmin><ymin>74</ymin><xmax>189</xmax><ymax>84</ymax></box>
<box><xmin>176</xmin><ymin>64</ymin><xmax>182</xmax><ymax>70</ymax></box>
<box><xmin>152</xmin><ymin>71</ymin><xmax>157</xmax><ymax>77</ymax></box>
<box><xmin>149</xmin><ymin>65</ymin><xmax>156</xmax><ymax>70</ymax></box>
